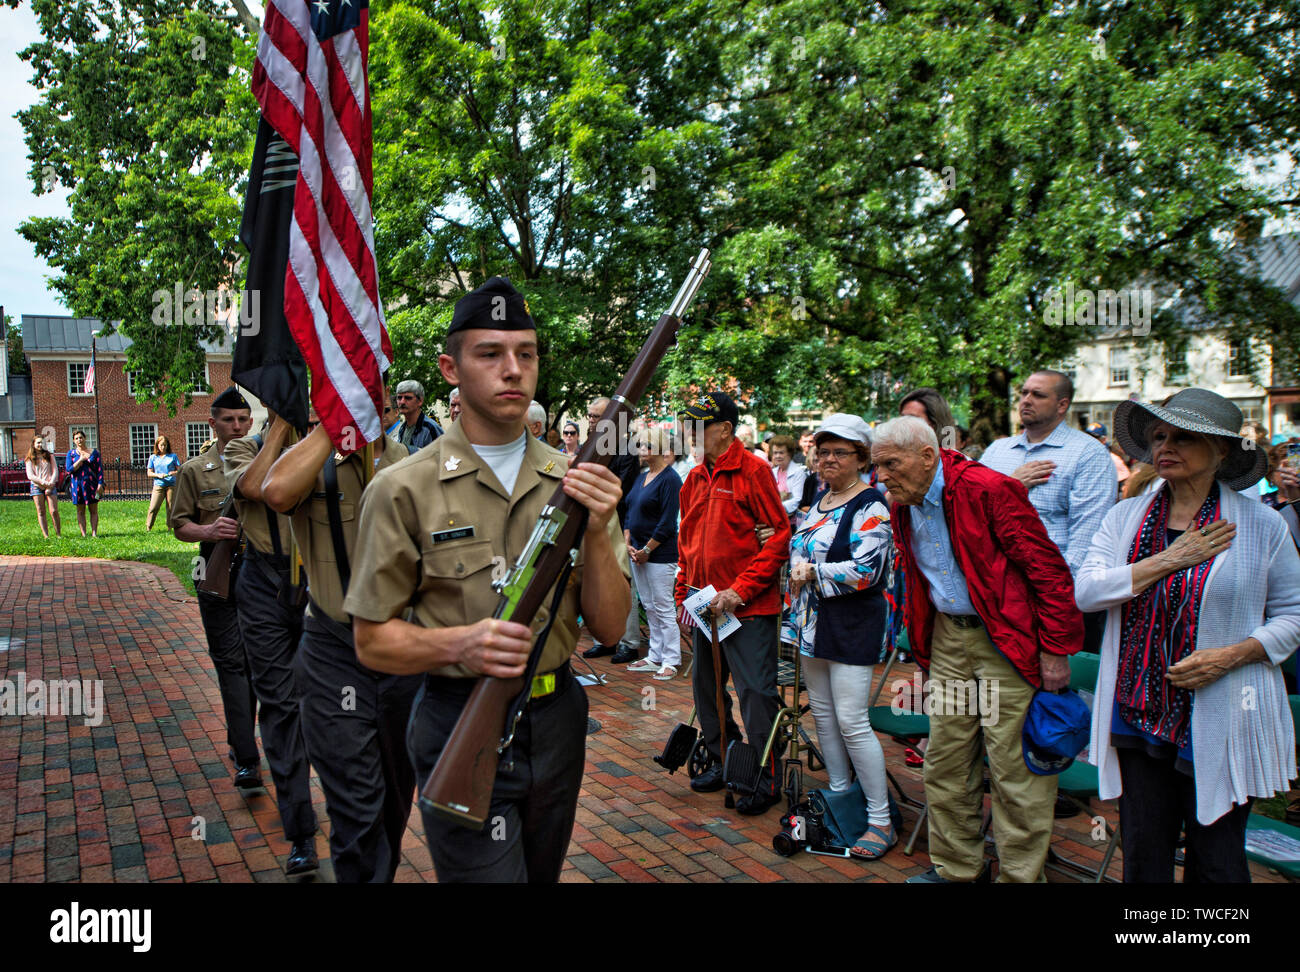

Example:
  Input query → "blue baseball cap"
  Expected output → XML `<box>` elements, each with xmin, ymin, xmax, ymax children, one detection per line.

<box><xmin>1022</xmin><ymin>690</ymin><xmax>1091</xmax><ymax>776</ymax></box>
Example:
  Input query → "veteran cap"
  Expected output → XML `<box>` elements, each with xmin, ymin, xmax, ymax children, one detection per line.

<box><xmin>212</xmin><ymin>386</ymin><xmax>251</xmax><ymax>411</ymax></box>
<box><xmin>680</xmin><ymin>391</ymin><xmax>739</xmax><ymax>429</ymax></box>
<box><xmin>448</xmin><ymin>276</ymin><xmax>536</xmax><ymax>336</ymax></box>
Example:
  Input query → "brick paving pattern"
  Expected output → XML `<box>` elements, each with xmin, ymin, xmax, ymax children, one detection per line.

<box><xmin>0</xmin><ymin>555</ymin><xmax>1286</xmax><ymax>883</ymax></box>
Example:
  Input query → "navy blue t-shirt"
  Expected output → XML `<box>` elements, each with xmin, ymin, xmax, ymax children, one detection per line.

<box><xmin>625</xmin><ymin>468</ymin><xmax>681</xmax><ymax>563</ymax></box>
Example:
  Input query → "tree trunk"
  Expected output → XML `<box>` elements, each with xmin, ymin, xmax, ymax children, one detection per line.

<box><xmin>970</xmin><ymin>364</ymin><xmax>1011</xmax><ymax>447</ymax></box>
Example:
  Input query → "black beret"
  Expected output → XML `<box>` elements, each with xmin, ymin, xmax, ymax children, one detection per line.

<box><xmin>448</xmin><ymin>276</ymin><xmax>535</xmax><ymax>336</ymax></box>
<box><xmin>212</xmin><ymin>386</ymin><xmax>251</xmax><ymax>410</ymax></box>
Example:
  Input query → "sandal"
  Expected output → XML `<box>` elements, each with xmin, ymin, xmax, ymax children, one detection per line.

<box><xmin>904</xmin><ymin>747</ymin><xmax>924</xmax><ymax>767</ymax></box>
<box><xmin>652</xmin><ymin>665</ymin><xmax>678</xmax><ymax>681</ymax></box>
<box><xmin>849</xmin><ymin>824</ymin><xmax>897</xmax><ymax>860</ymax></box>
<box><xmin>626</xmin><ymin>658</ymin><xmax>658</xmax><ymax>673</ymax></box>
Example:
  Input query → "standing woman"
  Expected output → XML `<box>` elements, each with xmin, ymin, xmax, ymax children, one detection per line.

<box><xmin>624</xmin><ymin>428</ymin><xmax>683</xmax><ymax>680</ymax></box>
<box><xmin>25</xmin><ymin>434</ymin><xmax>62</xmax><ymax>538</ymax></box>
<box><xmin>560</xmin><ymin>421</ymin><xmax>581</xmax><ymax>458</ymax></box>
<box><xmin>768</xmin><ymin>434</ymin><xmax>807</xmax><ymax>530</ymax></box>
<box><xmin>146</xmin><ymin>435</ymin><xmax>181</xmax><ymax>531</ymax></box>
<box><xmin>66</xmin><ymin>429</ymin><xmax>105</xmax><ymax>538</ymax></box>
<box><xmin>781</xmin><ymin>414</ymin><xmax>895</xmax><ymax>859</ymax></box>
<box><xmin>1077</xmin><ymin>389</ymin><xmax>1300</xmax><ymax>882</ymax></box>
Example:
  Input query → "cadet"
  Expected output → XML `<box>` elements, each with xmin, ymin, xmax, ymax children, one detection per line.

<box><xmin>169</xmin><ymin>387</ymin><xmax>260</xmax><ymax>789</ymax></box>
<box><xmin>344</xmin><ymin>277</ymin><xmax>630</xmax><ymax>883</ymax></box>
<box><xmin>225</xmin><ymin>412</ymin><xmax>318</xmax><ymax>875</ymax></box>
<box><xmin>261</xmin><ymin>413</ymin><xmax>419</xmax><ymax>882</ymax></box>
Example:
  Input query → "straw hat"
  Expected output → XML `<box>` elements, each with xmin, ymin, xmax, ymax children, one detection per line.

<box><xmin>1113</xmin><ymin>389</ymin><xmax>1267</xmax><ymax>491</ymax></box>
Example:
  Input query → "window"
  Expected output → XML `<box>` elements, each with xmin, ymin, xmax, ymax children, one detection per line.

<box><xmin>190</xmin><ymin>364</ymin><xmax>210</xmax><ymax>395</ymax></box>
<box><xmin>68</xmin><ymin>425</ymin><xmax>97</xmax><ymax>452</ymax></box>
<box><xmin>1228</xmin><ymin>339</ymin><xmax>1250</xmax><ymax>378</ymax></box>
<box><xmin>130</xmin><ymin>424</ymin><xmax>158</xmax><ymax>464</ymax></box>
<box><xmin>127</xmin><ymin>370</ymin><xmax>142</xmax><ymax>397</ymax></box>
<box><xmin>1165</xmin><ymin>345</ymin><xmax>1188</xmax><ymax>384</ymax></box>
<box><xmin>1108</xmin><ymin>346</ymin><xmax>1130</xmax><ymax>385</ymax></box>
<box><xmin>186</xmin><ymin>422</ymin><xmax>210</xmax><ymax>459</ymax></box>
<box><xmin>67</xmin><ymin>361</ymin><xmax>92</xmax><ymax>396</ymax></box>
<box><xmin>1239</xmin><ymin>401</ymin><xmax>1263</xmax><ymax>426</ymax></box>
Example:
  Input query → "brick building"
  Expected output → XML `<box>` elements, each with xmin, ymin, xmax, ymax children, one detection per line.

<box><xmin>21</xmin><ymin>314</ymin><xmax>263</xmax><ymax>468</ymax></box>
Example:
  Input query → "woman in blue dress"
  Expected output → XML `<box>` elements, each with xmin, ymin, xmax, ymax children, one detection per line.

<box><xmin>146</xmin><ymin>435</ymin><xmax>181</xmax><ymax>530</ymax></box>
<box><xmin>66</xmin><ymin>429</ymin><xmax>105</xmax><ymax>538</ymax></box>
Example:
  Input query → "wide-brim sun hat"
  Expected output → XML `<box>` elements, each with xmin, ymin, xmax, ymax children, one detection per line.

<box><xmin>814</xmin><ymin>413</ymin><xmax>872</xmax><ymax>446</ymax></box>
<box><xmin>1113</xmin><ymin>388</ymin><xmax>1267</xmax><ymax>491</ymax></box>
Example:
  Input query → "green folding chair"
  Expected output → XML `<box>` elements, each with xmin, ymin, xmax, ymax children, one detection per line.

<box><xmin>1245</xmin><ymin>814</ymin><xmax>1300</xmax><ymax>882</ymax></box>
<box><xmin>1044</xmin><ymin>652</ymin><xmax>1122</xmax><ymax>883</ymax></box>
<box><xmin>869</xmin><ymin>633</ymin><xmax>931</xmax><ymax>854</ymax></box>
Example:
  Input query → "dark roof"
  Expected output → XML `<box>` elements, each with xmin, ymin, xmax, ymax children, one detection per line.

<box><xmin>0</xmin><ymin>374</ymin><xmax>34</xmax><ymax>425</ymax></box>
<box><xmin>20</xmin><ymin>315</ymin><xmax>234</xmax><ymax>354</ymax></box>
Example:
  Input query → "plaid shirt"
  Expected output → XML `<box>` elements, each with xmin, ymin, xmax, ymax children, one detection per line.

<box><xmin>979</xmin><ymin>422</ymin><xmax>1117</xmax><ymax>578</ymax></box>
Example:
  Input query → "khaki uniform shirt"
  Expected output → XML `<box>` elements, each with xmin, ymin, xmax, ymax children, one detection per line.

<box><xmin>343</xmin><ymin>421</ymin><xmax>629</xmax><ymax>678</ymax></box>
<box><xmin>292</xmin><ymin>434</ymin><xmax>409</xmax><ymax>623</ymax></box>
<box><xmin>169</xmin><ymin>441</ymin><xmax>229</xmax><ymax>534</ymax></box>
<box><xmin>223</xmin><ymin>434</ymin><xmax>295</xmax><ymax>557</ymax></box>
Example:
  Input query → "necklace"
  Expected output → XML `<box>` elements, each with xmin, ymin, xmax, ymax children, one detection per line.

<box><xmin>827</xmin><ymin>481</ymin><xmax>860</xmax><ymax>497</ymax></box>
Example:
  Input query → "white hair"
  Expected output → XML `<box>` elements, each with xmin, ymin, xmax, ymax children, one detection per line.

<box><xmin>526</xmin><ymin>401</ymin><xmax>546</xmax><ymax>425</ymax></box>
<box><xmin>872</xmin><ymin>415</ymin><xmax>939</xmax><ymax>453</ymax></box>
<box><xmin>448</xmin><ymin>387</ymin><xmax>460</xmax><ymax>402</ymax></box>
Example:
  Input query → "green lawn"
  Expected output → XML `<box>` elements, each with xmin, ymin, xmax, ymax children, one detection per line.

<box><xmin>0</xmin><ymin>498</ymin><xmax>198</xmax><ymax>595</ymax></box>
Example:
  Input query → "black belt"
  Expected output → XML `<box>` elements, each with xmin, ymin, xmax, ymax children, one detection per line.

<box><xmin>305</xmin><ymin>599</ymin><xmax>354</xmax><ymax>644</ymax></box>
<box><xmin>940</xmin><ymin>612</ymin><xmax>983</xmax><ymax>630</ymax></box>
<box><xmin>424</xmin><ymin>663</ymin><xmax>573</xmax><ymax>705</ymax></box>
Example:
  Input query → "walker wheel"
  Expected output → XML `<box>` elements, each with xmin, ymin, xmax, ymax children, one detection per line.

<box><xmin>687</xmin><ymin>738</ymin><xmax>714</xmax><ymax>779</ymax></box>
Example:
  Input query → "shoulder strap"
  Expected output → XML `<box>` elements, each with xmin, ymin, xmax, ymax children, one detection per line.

<box><xmin>323</xmin><ymin>458</ymin><xmax>351</xmax><ymax>593</ymax></box>
<box><xmin>248</xmin><ymin>433</ymin><xmax>284</xmax><ymax>557</ymax></box>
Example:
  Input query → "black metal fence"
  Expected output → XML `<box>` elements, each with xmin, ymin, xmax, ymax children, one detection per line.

<box><xmin>1</xmin><ymin>459</ymin><xmax>157</xmax><ymax>500</ymax></box>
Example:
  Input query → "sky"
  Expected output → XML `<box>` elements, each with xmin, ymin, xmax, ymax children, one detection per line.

<box><xmin>0</xmin><ymin>3</ymin><xmax>72</xmax><ymax>322</ymax></box>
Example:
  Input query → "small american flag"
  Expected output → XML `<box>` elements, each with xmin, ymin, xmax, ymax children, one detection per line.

<box><xmin>250</xmin><ymin>0</ymin><xmax>390</xmax><ymax>451</ymax></box>
<box><xmin>82</xmin><ymin>362</ymin><xmax>95</xmax><ymax>395</ymax></box>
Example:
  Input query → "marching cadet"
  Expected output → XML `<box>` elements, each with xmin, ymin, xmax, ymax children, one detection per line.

<box><xmin>225</xmin><ymin>411</ymin><xmax>318</xmax><ymax>875</ymax></box>
<box><xmin>260</xmin><ymin>410</ymin><xmax>419</xmax><ymax>883</ymax></box>
<box><xmin>168</xmin><ymin>387</ymin><xmax>260</xmax><ymax>790</ymax></box>
<box><xmin>344</xmin><ymin>277</ymin><xmax>631</xmax><ymax>883</ymax></box>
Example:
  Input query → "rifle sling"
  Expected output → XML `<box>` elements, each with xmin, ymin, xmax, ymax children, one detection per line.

<box><xmin>323</xmin><ymin>458</ymin><xmax>351</xmax><ymax>595</ymax></box>
<box><xmin>500</xmin><ymin>554</ymin><xmax>577</xmax><ymax>764</ymax></box>
<box><xmin>249</xmin><ymin>434</ymin><xmax>285</xmax><ymax>560</ymax></box>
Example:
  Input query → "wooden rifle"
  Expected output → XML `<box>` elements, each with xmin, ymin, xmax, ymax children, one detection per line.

<box><xmin>419</xmin><ymin>247</ymin><xmax>712</xmax><ymax>828</ymax></box>
<box><xmin>197</xmin><ymin>492</ymin><xmax>243</xmax><ymax>600</ymax></box>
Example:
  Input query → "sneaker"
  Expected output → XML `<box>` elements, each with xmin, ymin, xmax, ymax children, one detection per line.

<box><xmin>652</xmin><ymin>665</ymin><xmax>678</xmax><ymax>681</ymax></box>
<box><xmin>626</xmin><ymin>658</ymin><xmax>658</xmax><ymax>673</ymax></box>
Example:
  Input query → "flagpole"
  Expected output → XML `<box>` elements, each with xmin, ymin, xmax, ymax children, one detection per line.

<box><xmin>90</xmin><ymin>332</ymin><xmax>101</xmax><ymax>458</ymax></box>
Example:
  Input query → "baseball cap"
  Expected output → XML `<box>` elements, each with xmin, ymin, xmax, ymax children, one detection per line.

<box><xmin>1022</xmin><ymin>690</ymin><xmax>1091</xmax><ymax>776</ymax></box>
<box><xmin>815</xmin><ymin>413</ymin><xmax>872</xmax><ymax>446</ymax></box>
<box><xmin>1085</xmin><ymin>422</ymin><xmax>1107</xmax><ymax>439</ymax></box>
<box><xmin>681</xmin><ymin>391</ymin><xmax>739</xmax><ymax>429</ymax></box>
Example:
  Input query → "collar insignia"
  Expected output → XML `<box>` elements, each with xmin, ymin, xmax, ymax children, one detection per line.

<box><xmin>445</xmin><ymin>455</ymin><xmax>461</xmax><ymax>471</ymax></box>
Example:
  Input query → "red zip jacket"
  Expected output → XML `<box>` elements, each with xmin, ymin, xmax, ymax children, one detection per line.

<box><xmin>893</xmin><ymin>449</ymin><xmax>1083</xmax><ymax>687</ymax></box>
<box><xmin>675</xmin><ymin>438</ymin><xmax>792</xmax><ymax>617</ymax></box>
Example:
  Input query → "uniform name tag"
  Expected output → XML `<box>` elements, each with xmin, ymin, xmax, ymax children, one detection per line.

<box><xmin>200</xmin><ymin>488</ymin><xmax>222</xmax><ymax>496</ymax></box>
<box><xmin>431</xmin><ymin>526</ymin><xmax>475</xmax><ymax>543</ymax></box>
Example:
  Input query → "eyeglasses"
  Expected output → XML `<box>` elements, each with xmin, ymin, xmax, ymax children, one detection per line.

<box><xmin>817</xmin><ymin>448</ymin><xmax>857</xmax><ymax>461</ymax></box>
<box><xmin>396</xmin><ymin>394</ymin><xmax>418</xmax><ymax>402</ymax></box>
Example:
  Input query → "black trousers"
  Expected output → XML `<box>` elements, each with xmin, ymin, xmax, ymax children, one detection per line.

<box><xmin>409</xmin><ymin>666</ymin><xmax>587</xmax><ymax>883</ymax></box>
<box><xmin>196</xmin><ymin>590</ymin><xmax>260</xmax><ymax>767</ymax></box>
<box><xmin>1082</xmin><ymin>610</ymin><xmax>1106</xmax><ymax>655</ymax></box>
<box><xmin>1117</xmin><ymin>747</ymin><xmax>1254</xmax><ymax>883</ymax></box>
<box><xmin>691</xmin><ymin>615</ymin><xmax>782</xmax><ymax>793</ymax></box>
<box><xmin>295</xmin><ymin>611</ymin><xmax>420</xmax><ymax>883</ymax></box>
<box><xmin>234</xmin><ymin>550</ymin><xmax>316</xmax><ymax>842</ymax></box>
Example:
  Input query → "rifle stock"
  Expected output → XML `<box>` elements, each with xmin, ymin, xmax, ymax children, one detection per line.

<box><xmin>198</xmin><ymin>497</ymin><xmax>242</xmax><ymax>599</ymax></box>
<box><xmin>420</xmin><ymin>247</ymin><xmax>712</xmax><ymax>828</ymax></box>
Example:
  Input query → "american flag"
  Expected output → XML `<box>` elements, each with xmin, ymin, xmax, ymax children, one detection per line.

<box><xmin>250</xmin><ymin>0</ymin><xmax>391</xmax><ymax>451</ymax></box>
<box><xmin>83</xmin><ymin>362</ymin><xmax>95</xmax><ymax>396</ymax></box>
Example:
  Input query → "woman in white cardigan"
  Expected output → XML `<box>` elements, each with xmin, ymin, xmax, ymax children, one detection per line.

<box><xmin>1076</xmin><ymin>389</ymin><xmax>1300</xmax><ymax>883</ymax></box>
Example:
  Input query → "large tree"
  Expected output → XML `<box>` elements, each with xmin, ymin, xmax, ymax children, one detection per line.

<box><xmin>370</xmin><ymin>0</ymin><xmax>734</xmax><ymax>423</ymax></box>
<box><xmin>691</xmin><ymin>0</ymin><xmax>1300</xmax><ymax>437</ymax></box>
<box><xmin>18</xmin><ymin>0</ymin><xmax>257</xmax><ymax>413</ymax></box>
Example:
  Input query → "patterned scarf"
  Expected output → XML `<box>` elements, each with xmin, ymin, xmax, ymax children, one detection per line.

<box><xmin>1115</xmin><ymin>482</ymin><xmax>1221</xmax><ymax>746</ymax></box>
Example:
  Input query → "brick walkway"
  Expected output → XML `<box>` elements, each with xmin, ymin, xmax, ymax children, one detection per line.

<box><xmin>0</xmin><ymin>555</ymin><xmax>1286</xmax><ymax>883</ymax></box>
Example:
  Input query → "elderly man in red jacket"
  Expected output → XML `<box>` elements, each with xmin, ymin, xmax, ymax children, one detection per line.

<box><xmin>872</xmin><ymin>415</ymin><xmax>1082</xmax><ymax>882</ymax></box>
<box><xmin>675</xmin><ymin>392</ymin><xmax>792</xmax><ymax>815</ymax></box>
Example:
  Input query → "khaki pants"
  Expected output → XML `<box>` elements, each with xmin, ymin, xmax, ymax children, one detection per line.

<box><xmin>924</xmin><ymin>613</ymin><xmax>1057</xmax><ymax>883</ymax></box>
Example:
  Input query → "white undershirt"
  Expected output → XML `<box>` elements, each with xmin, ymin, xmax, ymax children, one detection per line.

<box><xmin>469</xmin><ymin>432</ymin><xmax>528</xmax><ymax>495</ymax></box>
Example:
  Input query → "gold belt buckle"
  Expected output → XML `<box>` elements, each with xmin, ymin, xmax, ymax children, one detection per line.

<box><xmin>530</xmin><ymin>672</ymin><xmax>556</xmax><ymax>698</ymax></box>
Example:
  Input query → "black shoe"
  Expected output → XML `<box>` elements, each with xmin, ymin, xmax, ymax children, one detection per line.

<box><xmin>582</xmin><ymin>643</ymin><xmax>617</xmax><ymax>659</ymax></box>
<box><xmin>610</xmin><ymin>645</ymin><xmax>639</xmax><ymax>665</ymax></box>
<box><xmin>285</xmin><ymin>838</ymin><xmax>319</xmax><ymax>875</ymax></box>
<box><xmin>690</xmin><ymin>764</ymin><xmax>724</xmax><ymax>793</ymax></box>
<box><xmin>1053</xmin><ymin>793</ymin><xmax>1079</xmax><ymax>819</ymax></box>
<box><xmin>905</xmin><ymin>862</ymin><xmax>992</xmax><ymax>884</ymax></box>
<box><xmin>735</xmin><ymin>788</ymin><xmax>780</xmax><ymax>816</ymax></box>
<box><xmin>234</xmin><ymin>763</ymin><xmax>263</xmax><ymax>790</ymax></box>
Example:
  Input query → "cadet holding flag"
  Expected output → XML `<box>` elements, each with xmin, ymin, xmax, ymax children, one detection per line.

<box><xmin>261</xmin><ymin>410</ymin><xmax>418</xmax><ymax>883</ymax></box>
